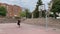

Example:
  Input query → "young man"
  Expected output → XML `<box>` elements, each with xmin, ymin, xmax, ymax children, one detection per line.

<box><xmin>17</xmin><ymin>19</ymin><xmax>21</xmax><ymax>28</ymax></box>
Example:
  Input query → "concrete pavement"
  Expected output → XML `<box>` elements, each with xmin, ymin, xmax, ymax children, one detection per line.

<box><xmin>0</xmin><ymin>23</ymin><xmax>60</xmax><ymax>34</ymax></box>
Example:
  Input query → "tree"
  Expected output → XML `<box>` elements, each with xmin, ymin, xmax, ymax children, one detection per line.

<box><xmin>20</xmin><ymin>8</ymin><xmax>31</xmax><ymax>18</ymax></box>
<box><xmin>42</xmin><ymin>10</ymin><xmax>46</xmax><ymax>18</ymax></box>
<box><xmin>0</xmin><ymin>6</ymin><xmax>7</xmax><ymax>16</ymax></box>
<box><xmin>33</xmin><ymin>0</ymin><xmax>43</xmax><ymax>18</ymax></box>
<box><xmin>51</xmin><ymin>0</ymin><xmax>60</xmax><ymax>18</ymax></box>
<box><xmin>20</xmin><ymin>11</ymin><xmax>26</xmax><ymax>17</ymax></box>
<box><xmin>25</xmin><ymin>9</ymin><xmax>31</xmax><ymax>18</ymax></box>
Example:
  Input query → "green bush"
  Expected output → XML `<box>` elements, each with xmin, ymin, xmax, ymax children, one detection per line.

<box><xmin>0</xmin><ymin>6</ymin><xmax>7</xmax><ymax>16</ymax></box>
<box><xmin>49</xmin><ymin>14</ymin><xmax>59</xmax><ymax>18</ymax></box>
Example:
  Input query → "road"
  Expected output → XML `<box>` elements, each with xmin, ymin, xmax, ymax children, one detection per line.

<box><xmin>0</xmin><ymin>23</ymin><xmax>60</xmax><ymax>34</ymax></box>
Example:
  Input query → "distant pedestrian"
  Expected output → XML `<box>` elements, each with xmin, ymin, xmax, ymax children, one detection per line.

<box><xmin>17</xmin><ymin>19</ymin><xmax>21</xmax><ymax>28</ymax></box>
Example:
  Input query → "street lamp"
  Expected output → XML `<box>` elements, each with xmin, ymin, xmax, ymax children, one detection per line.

<box><xmin>32</xmin><ymin>12</ymin><xmax>33</xmax><ymax>19</ymax></box>
<box><xmin>44</xmin><ymin>4</ymin><xmax>48</xmax><ymax>30</ymax></box>
<box><xmin>39</xmin><ymin>4</ymin><xmax>48</xmax><ymax>30</ymax></box>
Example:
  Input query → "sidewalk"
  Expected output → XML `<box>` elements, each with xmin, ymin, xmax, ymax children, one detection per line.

<box><xmin>0</xmin><ymin>23</ymin><xmax>60</xmax><ymax>34</ymax></box>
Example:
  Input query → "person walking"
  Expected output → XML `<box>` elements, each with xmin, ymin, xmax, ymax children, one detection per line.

<box><xmin>17</xmin><ymin>19</ymin><xmax>21</xmax><ymax>28</ymax></box>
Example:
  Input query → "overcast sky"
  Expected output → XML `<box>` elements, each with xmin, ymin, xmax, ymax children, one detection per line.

<box><xmin>0</xmin><ymin>0</ymin><xmax>51</xmax><ymax>12</ymax></box>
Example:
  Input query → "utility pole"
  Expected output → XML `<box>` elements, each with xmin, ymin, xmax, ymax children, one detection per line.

<box><xmin>44</xmin><ymin>4</ymin><xmax>48</xmax><ymax>31</ymax></box>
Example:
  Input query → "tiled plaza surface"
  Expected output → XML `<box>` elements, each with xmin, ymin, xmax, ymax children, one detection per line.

<box><xmin>0</xmin><ymin>23</ymin><xmax>60</xmax><ymax>34</ymax></box>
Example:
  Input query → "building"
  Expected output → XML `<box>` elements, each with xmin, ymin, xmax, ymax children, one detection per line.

<box><xmin>0</xmin><ymin>3</ymin><xmax>22</xmax><ymax>18</ymax></box>
<box><xmin>13</xmin><ymin>5</ymin><xmax>22</xmax><ymax>17</ymax></box>
<box><xmin>48</xmin><ymin>0</ymin><xmax>53</xmax><ymax>15</ymax></box>
<box><xmin>48</xmin><ymin>0</ymin><xmax>53</xmax><ymax>11</ymax></box>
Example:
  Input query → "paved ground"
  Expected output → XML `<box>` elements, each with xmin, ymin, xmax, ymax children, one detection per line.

<box><xmin>0</xmin><ymin>23</ymin><xmax>60</xmax><ymax>34</ymax></box>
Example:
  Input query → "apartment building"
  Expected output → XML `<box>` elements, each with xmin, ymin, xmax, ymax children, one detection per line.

<box><xmin>48</xmin><ymin>0</ymin><xmax>53</xmax><ymax>11</ymax></box>
<box><xmin>48</xmin><ymin>0</ymin><xmax>53</xmax><ymax>15</ymax></box>
<box><xmin>0</xmin><ymin>3</ymin><xmax>22</xmax><ymax>18</ymax></box>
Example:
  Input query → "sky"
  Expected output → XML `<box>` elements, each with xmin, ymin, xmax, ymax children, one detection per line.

<box><xmin>0</xmin><ymin>0</ymin><xmax>51</xmax><ymax>12</ymax></box>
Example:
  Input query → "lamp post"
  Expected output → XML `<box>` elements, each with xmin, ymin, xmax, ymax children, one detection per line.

<box><xmin>45</xmin><ymin>10</ymin><xmax>48</xmax><ymax>30</ymax></box>
<box><xmin>44</xmin><ymin>4</ymin><xmax>48</xmax><ymax>30</ymax></box>
<box><xmin>32</xmin><ymin>12</ymin><xmax>33</xmax><ymax>19</ymax></box>
<box><xmin>39</xmin><ymin>6</ymin><xmax>41</xmax><ymax>18</ymax></box>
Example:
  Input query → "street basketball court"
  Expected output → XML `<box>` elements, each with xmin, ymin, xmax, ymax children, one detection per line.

<box><xmin>0</xmin><ymin>23</ymin><xmax>60</xmax><ymax>34</ymax></box>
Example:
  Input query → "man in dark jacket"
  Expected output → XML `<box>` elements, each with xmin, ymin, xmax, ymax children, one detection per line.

<box><xmin>17</xmin><ymin>19</ymin><xmax>21</xmax><ymax>28</ymax></box>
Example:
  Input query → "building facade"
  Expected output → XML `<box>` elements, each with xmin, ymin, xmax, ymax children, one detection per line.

<box><xmin>0</xmin><ymin>3</ymin><xmax>22</xmax><ymax>18</ymax></box>
<box><xmin>48</xmin><ymin>0</ymin><xmax>53</xmax><ymax>12</ymax></box>
<box><xmin>48</xmin><ymin>0</ymin><xmax>53</xmax><ymax>15</ymax></box>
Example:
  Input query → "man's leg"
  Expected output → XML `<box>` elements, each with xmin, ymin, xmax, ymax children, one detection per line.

<box><xmin>18</xmin><ymin>24</ymin><xmax>20</xmax><ymax>28</ymax></box>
